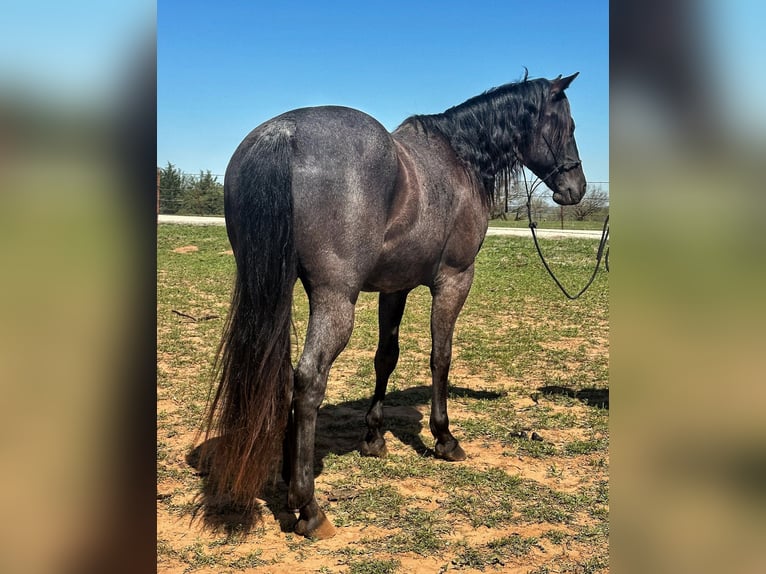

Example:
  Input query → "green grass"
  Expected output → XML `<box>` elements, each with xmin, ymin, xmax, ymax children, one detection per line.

<box><xmin>488</xmin><ymin>217</ymin><xmax>607</xmax><ymax>230</ymax></box>
<box><xmin>331</xmin><ymin>484</ymin><xmax>406</xmax><ymax>528</ymax></box>
<box><xmin>452</xmin><ymin>534</ymin><xmax>542</xmax><ymax>570</ymax></box>
<box><xmin>157</xmin><ymin>223</ymin><xmax>609</xmax><ymax>573</ymax></box>
<box><xmin>157</xmin><ymin>540</ymin><xmax>271</xmax><ymax>571</ymax></box>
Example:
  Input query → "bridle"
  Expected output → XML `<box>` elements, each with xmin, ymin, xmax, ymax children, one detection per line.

<box><xmin>537</xmin><ymin>130</ymin><xmax>583</xmax><ymax>185</ymax></box>
<box><xmin>520</xmin><ymin>133</ymin><xmax>609</xmax><ymax>300</ymax></box>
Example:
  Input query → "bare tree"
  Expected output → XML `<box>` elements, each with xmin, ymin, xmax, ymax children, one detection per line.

<box><xmin>569</xmin><ymin>184</ymin><xmax>609</xmax><ymax>221</ymax></box>
<box><xmin>492</xmin><ymin>170</ymin><xmax>540</xmax><ymax>220</ymax></box>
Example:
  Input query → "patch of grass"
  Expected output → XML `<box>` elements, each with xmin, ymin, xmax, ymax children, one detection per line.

<box><xmin>390</xmin><ymin>508</ymin><xmax>451</xmax><ymax>554</ymax></box>
<box><xmin>439</xmin><ymin>464</ymin><xmax>596</xmax><ymax>528</ymax></box>
<box><xmin>358</xmin><ymin>510</ymin><xmax>451</xmax><ymax>556</ymax></box>
<box><xmin>157</xmin><ymin>539</ymin><xmax>181</xmax><ymax>562</ymax></box>
<box><xmin>452</xmin><ymin>534</ymin><xmax>541</xmax><ymax>571</ymax></box>
<box><xmin>516</xmin><ymin>439</ymin><xmax>559</xmax><ymax>458</ymax></box>
<box><xmin>515</xmin><ymin>485</ymin><xmax>589</xmax><ymax>524</ymax></box>
<box><xmin>488</xmin><ymin>218</ymin><xmax>606</xmax><ymax>231</ymax></box>
<box><xmin>487</xmin><ymin>533</ymin><xmax>541</xmax><ymax>557</ymax></box>
<box><xmin>559</xmin><ymin>554</ymin><xmax>608</xmax><ymax>574</ymax></box>
<box><xmin>285</xmin><ymin>535</ymin><xmax>316</xmax><ymax>559</ymax></box>
<box><xmin>586</xmin><ymin>408</ymin><xmax>610</xmax><ymax>432</ymax></box>
<box><xmin>323</xmin><ymin>451</ymin><xmax>439</xmax><ymax>483</ymax></box>
<box><xmin>162</xmin><ymin>540</ymin><xmax>272</xmax><ymax>571</ymax></box>
<box><xmin>331</xmin><ymin>484</ymin><xmax>406</xmax><ymax>528</ymax></box>
<box><xmin>452</xmin><ymin>543</ymin><xmax>500</xmax><ymax>570</ymax></box>
<box><xmin>347</xmin><ymin>558</ymin><xmax>400</xmax><ymax>574</ymax></box>
<box><xmin>446</xmin><ymin>491</ymin><xmax>515</xmax><ymax>528</ymax></box>
<box><xmin>589</xmin><ymin>456</ymin><xmax>608</xmax><ymax>469</ymax></box>
<box><xmin>543</xmin><ymin>529</ymin><xmax>569</xmax><ymax>545</ymax></box>
<box><xmin>563</xmin><ymin>438</ymin><xmax>608</xmax><ymax>456</ymax></box>
<box><xmin>574</xmin><ymin>520</ymin><xmax>609</xmax><ymax>544</ymax></box>
<box><xmin>178</xmin><ymin>542</ymin><xmax>225</xmax><ymax>569</ymax></box>
<box><xmin>227</xmin><ymin>549</ymin><xmax>270</xmax><ymax>569</ymax></box>
<box><xmin>529</xmin><ymin>406</ymin><xmax>579</xmax><ymax>430</ymax></box>
<box><xmin>455</xmin><ymin>416</ymin><xmax>520</xmax><ymax>444</ymax></box>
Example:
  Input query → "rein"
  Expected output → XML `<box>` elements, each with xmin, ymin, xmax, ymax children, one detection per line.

<box><xmin>521</xmin><ymin>165</ymin><xmax>609</xmax><ymax>300</ymax></box>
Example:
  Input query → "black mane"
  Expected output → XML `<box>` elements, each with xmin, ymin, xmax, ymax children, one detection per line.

<box><xmin>401</xmin><ymin>77</ymin><xmax>568</xmax><ymax>197</ymax></box>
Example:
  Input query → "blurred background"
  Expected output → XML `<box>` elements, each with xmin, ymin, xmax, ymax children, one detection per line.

<box><xmin>0</xmin><ymin>2</ymin><xmax>155</xmax><ymax>573</ymax></box>
<box><xmin>0</xmin><ymin>1</ymin><xmax>764</xmax><ymax>572</ymax></box>
<box><xmin>612</xmin><ymin>1</ymin><xmax>766</xmax><ymax>573</ymax></box>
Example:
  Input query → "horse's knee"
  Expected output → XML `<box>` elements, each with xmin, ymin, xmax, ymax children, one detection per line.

<box><xmin>293</xmin><ymin>360</ymin><xmax>325</xmax><ymax>410</ymax></box>
<box><xmin>294</xmin><ymin>355</ymin><xmax>318</xmax><ymax>388</ymax></box>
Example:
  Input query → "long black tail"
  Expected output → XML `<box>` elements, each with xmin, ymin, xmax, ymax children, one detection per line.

<box><xmin>203</xmin><ymin>123</ymin><xmax>295</xmax><ymax>508</ymax></box>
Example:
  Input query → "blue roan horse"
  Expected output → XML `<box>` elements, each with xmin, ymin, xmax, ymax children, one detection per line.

<box><xmin>203</xmin><ymin>73</ymin><xmax>586</xmax><ymax>538</ymax></box>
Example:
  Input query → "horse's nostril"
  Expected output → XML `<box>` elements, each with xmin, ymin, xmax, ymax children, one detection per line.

<box><xmin>568</xmin><ymin>183</ymin><xmax>586</xmax><ymax>204</ymax></box>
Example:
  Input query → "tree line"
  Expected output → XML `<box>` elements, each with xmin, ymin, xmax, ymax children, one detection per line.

<box><xmin>158</xmin><ymin>163</ymin><xmax>224</xmax><ymax>215</ymax></box>
<box><xmin>158</xmin><ymin>163</ymin><xmax>608</xmax><ymax>221</ymax></box>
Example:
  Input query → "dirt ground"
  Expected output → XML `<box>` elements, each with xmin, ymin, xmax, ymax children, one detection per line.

<box><xmin>157</xmin><ymin>360</ymin><xmax>608</xmax><ymax>573</ymax></box>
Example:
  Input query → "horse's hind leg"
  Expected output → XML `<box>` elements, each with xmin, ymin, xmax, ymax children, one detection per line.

<box><xmin>361</xmin><ymin>290</ymin><xmax>409</xmax><ymax>458</ymax></box>
<box><xmin>429</xmin><ymin>267</ymin><xmax>475</xmax><ymax>462</ymax></box>
<box><xmin>288</xmin><ymin>288</ymin><xmax>356</xmax><ymax>539</ymax></box>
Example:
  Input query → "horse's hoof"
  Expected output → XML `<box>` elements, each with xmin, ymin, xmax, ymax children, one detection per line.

<box><xmin>434</xmin><ymin>440</ymin><xmax>467</xmax><ymax>462</ymax></box>
<box><xmin>294</xmin><ymin>508</ymin><xmax>336</xmax><ymax>540</ymax></box>
<box><xmin>360</xmin><ymin>438</ymin><xmax>388</xmax><ymax>458</ymax></box>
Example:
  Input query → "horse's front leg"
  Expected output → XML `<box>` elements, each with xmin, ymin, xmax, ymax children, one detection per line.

<box><xmin>429</xmin><ymin>266</ymin><xmax>474</xmax><ymax>461</ymax></box>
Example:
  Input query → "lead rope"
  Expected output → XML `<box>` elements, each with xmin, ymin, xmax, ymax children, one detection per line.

<box><xmin>522</xmin><ymin>169</ymin><xmax>609</xmax><ymax>300</ymax></box>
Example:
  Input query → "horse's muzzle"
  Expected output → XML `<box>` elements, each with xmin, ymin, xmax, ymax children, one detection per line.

<box><xmin>553</xmin><ymin>180</ymin><xmax>586</xmax><ymax>205</ymax></box>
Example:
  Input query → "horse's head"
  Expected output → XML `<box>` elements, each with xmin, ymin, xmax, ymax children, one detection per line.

<box><xmin>520</xmin><ymin>73</ymin><xmax>586</xmax><ymax>205</ymax></box>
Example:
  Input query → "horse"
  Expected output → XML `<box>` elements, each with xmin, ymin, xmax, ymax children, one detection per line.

<box><xmin>202</xmin><ymin>72</ymin><xmax>586</xmax><ymax>539</ymax></box>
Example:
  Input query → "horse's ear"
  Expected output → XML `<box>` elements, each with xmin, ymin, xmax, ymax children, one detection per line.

<box><xmin>550</xmin><ymin>72</ymin><xmax>579</xmax><ymax>97</ymax></box>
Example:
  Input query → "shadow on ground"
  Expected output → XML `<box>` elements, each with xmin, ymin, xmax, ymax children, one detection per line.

<box><xmin>186</xmin><ymin>384</ymin><xmax>503</xmax><ymax>534</ymax></box>
<box><xmin>537</xmin><ymin>384</ymin><xmax>609</xmax><ymax>409</ymax></box>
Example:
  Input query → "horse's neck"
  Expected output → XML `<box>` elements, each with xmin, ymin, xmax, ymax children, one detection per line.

<box><xmin>391</xmin><ymin>124</ymin><xmax>491</xmax><ymax>230</ymax></box>
<box><xmin>394</xmin><ymin>120</ymin><xmax>499</xmax><ymax>208</ymax></box>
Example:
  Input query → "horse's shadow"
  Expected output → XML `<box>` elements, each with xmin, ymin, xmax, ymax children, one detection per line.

<box><xmin>537</xmin><ymin>384</ymin><xmax>609</xmax><ymax>409</ymax></box>
<box><xmin>186</xmin><ymin>384</ymin><xmax>502</xmax><ymax>534</ymax></box>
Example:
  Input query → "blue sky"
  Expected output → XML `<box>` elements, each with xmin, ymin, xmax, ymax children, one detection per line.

<box><xmin>158</xmin><ymin>1</ymin><xmax>608</xmax><ymax>183</ymax></box>
<box><xmin>1</xmin><ymin>1</ymin><xmax>152</xmax><ymax>104</ymax></box>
